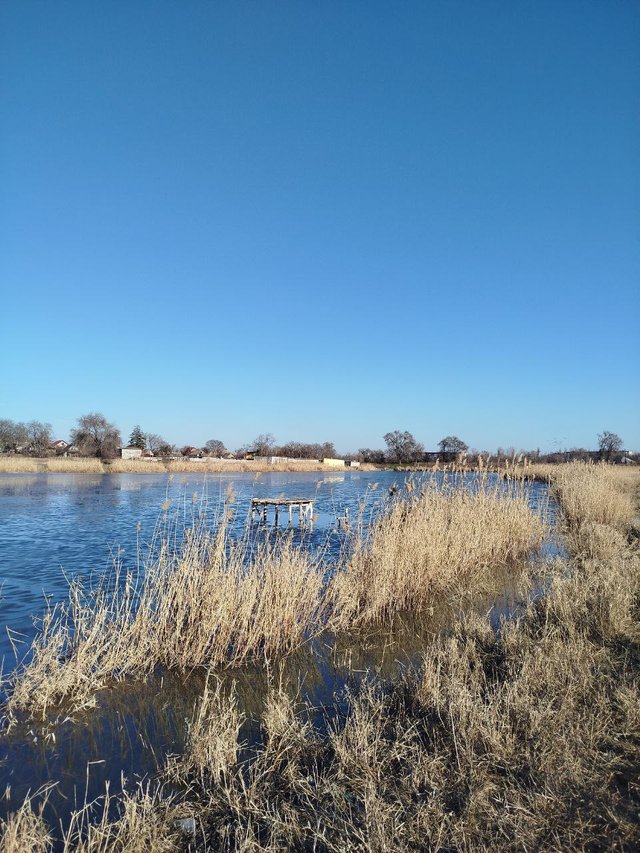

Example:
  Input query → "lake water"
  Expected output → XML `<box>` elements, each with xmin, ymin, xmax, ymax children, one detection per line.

<box><xmin>0</xmin><ymin>470</ymin><xmax>556</xmax><ymax>832</ymax></box>
<box><xmin>0</xmin><ymin>470</ymin><xmax>391</xmax><ymax>663</ymax></box>
<box><xmin>0</xmin><ymin>469</ymin><xmax>553</xmax><ymax>666</ymax></box>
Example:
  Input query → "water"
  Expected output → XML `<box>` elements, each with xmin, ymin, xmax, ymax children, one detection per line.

<box><xmin>0</xmin><ymin>470</ymin><xmax>557</xmax><ymax>833</ymax></box>
<box><xmin>0</xmin><ymin>470</ymin><xmax>392</xmax><ymax>662</ymax></box>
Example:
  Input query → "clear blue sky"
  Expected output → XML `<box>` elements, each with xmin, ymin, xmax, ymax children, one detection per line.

<box><xmin>1</xmin><ymin>1</ymin><xmax>638</xmax><ymax>453</ymax></box>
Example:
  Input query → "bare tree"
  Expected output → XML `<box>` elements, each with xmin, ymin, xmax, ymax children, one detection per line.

<box><xmin>71</xmin><ymin>412</ymin><xmax>121</xmax><ymax>459</ymax></box>
<box><xmin>383</xmin><ymin>430</ymin><xmax>424</xmax><ymax>464</ymax></box>
<box><xmin>0</xmin><ymin>419</ymin><xmax>28</xmax><ymax>453</ymax></box>
<box><xmin>145</xmin><ymin>433</ymin><xmax>168</xmax><ymax>454</ymax></box>
<box><xmin>204</xmin><ymin>439</ymin><xmax>228</xmax><ymax>457</ymax></box>
<box><xmin>277</xmin><ymin>441</ymin><xmax>337</xmax><ymax>459</ymax></box>
<box><xmin>253</xmin><ymin>433</ymin><xmax>276</xmax><ymax>455</ymax></box>
<box><xmin>358</xmin><ymin>447</ymin><xmax>386</xmax><ymax>464</ymax></box>
<box><xmin>597</xmin><ymin>431</ymin><xmax>623</xmax><ymax>462</ymax></box>
<box><xmin>25</xmin><ymin>421</ymin><xmax>53</xmax><ymax>456</ymax></box>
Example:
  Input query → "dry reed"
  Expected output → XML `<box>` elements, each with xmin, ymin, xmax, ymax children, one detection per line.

<box><xmin>4</xmin><ymin>521</ymin><xmax>329</xmax><ymax>723</ymax></box>
<box><xmin>159</xmin><ymin>538</ymin><xmax>639</xmax><ymax>849</ymax></box>
<box><xmin>0</xmin><ymin>793</ymin><xmax>52</xmax><ymax>853</ymax></box>
<box><xmin>61</xmin><ymin>783</ymin><xmax>185</xmax><ymax>852</ymax></box>
<box><xmin>5</xmin><ymin>480</ymin><xmax>546</xmax><ymax>723</ymax></box>
<box><xmin>157</xmin><ymin>467</ymin><xmax>640</xmax><ymax>849</ymax></box>
<box><xmin>0</xmin><ymin>455</ymin><xmax>349</xmax><ymax>475</ymax></box>
<box><xmin>0</xmin><ymin>456</ymin><xmax>105</xmax><ymax>474</ymax></box>
<box><xmin>553</xmin><ymin>461</ymin><xmax>636</xmax><ymax>531</ymax></box>
<box><xmin>2</xmin><ymin>463</ymin><xmax>639</xmax><ymax>850</ymax></box>
<box><xmin>331</xmin><ymin>479</ymin><xmax>546</xmax><ymax>628</ymax></box>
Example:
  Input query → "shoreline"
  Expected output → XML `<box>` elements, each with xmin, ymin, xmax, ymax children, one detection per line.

<box><xmin>0</xmin><ymin>456</ymin><xmax>378</xmax><ymax>475</ymax></box>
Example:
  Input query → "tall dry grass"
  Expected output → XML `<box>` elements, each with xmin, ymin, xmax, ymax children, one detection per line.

<box><xmin>5</xmin><ymin>480</ymin><xmax>546</xmax><ymax>723</ymax></box>
<box><xmin>61</xmin><ymin>784</ymin><xmax>185</xmax><ymax>852</ymax></box>
<box><xmin>150</xmin><ymin>467</ymin><xmax>640</xmax><ymax>849</ymax></box>
<box><xmin>4</xmin><ymin>520</ymin><xmax>329</xmax><ymax>723</ymax></box>
<box><xmin>155</xmin><ymin>537</ymin><xmax>639</xmax><ymax>850</ymax></box>
<box><xmin>1</xmin><ymin>463</ymin><xmax>639</xmax><ymax>849</ymax></box>
<box><xmin>553</xmin><ymin>461</ymin><xmax>637</xmax><ymax>531</ymax></box>
<box><xmin>0</xmin><ymin>455</ymin><xmax>340</xmax><ymax>474</ymax></box>
<box><xmin>331</xmin><ymin>479</ymin><xmax>546</xmax><ymax>628</ymax></box>
<box><xmin>0</xmin><ymin>456</ymin><xmax>105</xmax><ymax>474</ymax></box>
<box><xmin>0</xmin><ymin>792</ymin><xmax>52</xmax><ymax>853</ymax></box>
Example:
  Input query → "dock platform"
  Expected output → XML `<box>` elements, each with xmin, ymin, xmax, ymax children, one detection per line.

<box><xmin>250</xmin><ymin>497</ymin><xmax>314</xmax><ymax>525</ymax></box>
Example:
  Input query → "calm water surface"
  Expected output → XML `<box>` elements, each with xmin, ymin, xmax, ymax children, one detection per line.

<box><xmin>0</xmin><ymin>470</ymin><xmax>556</xmax><ymax>834</ymax></box>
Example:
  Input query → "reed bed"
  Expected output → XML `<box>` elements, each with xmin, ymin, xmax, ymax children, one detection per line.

<box><xmin>110</xmin><ymin>458</ymin><xmax>332</xmax><ymax>474</ymax></box>
<box><xmin>1</xmin><ymin>464</ymin><xmax>639</xmax><ymax>849</ymax></box>
<box><xmin>4</xmin><ymin>479</ymin><xmax>546</xmax><ymax>724</ymax></box>
<box><xmin>552</xmin><ymin>461</ymin><xmax>637</xmax><ymax>531</ymax></box>
<box><xmin>331</xmin><ymin>480</ymin><xmax>546</xmax><ymax>628</ymax></box>
<box><xmin>0</xmin><ymin>456</ymin><xmax>338</xmax><ymax>474</ymax></box>
<box><xmin>60</xmin><ymin>784</ymin><xmax>185</xmax><ymax>852</ymax></box>
<box><xmin>82</xmin><ymin>531</ymin><xmax>635</xmax><ymax>850</ymax></box>
<box><xmin>4</xmin><ymin>523</ymin><xmax>328</xmax><ymax>723</ymax></box>
<box><xmin>0</xmin><ymin>456</ymin><xmax>105</xmax><ymax>473</ymax></box>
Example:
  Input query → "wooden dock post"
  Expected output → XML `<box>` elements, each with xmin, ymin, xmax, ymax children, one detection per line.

<box><xmin>251</xmin><ymin>498</ymin><xmax>314</xmax><ymax>527</ymax></box>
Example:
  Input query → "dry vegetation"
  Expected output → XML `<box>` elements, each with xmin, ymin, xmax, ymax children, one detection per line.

<box><xmin>0</xmin><ymin>456</ymin><xmax>342</xmax><ymax>474</ymax></box>
<box><xmin>332</xmin><ymin>480</ymin><xmax>546</xmax><ymax>628</ymax></box>
<box><xmin>4</xmin><ymin>480</ymin><xmax>544</xmax><ymax>724</ymax></box>
<box><xmin>0</xmin><ymin>456</ymin><xmax>106</xmax><ymax>473</ymax></box>
<box><xmin>0</xmin><ymin>792</ymin><xmax>52</xmax><ymax>853</ymax></box>
<box><xmin>553</xmin><ymin>461</ymin><xmax>637</xmax><ymax>530</ymax></box>
<box><xmin>2</xmin><ymin>464</ymin><xmax>639</xmax><ymax>850</ymax></box>
<box><xmin>4</xmin><ymin>525</ymin><xmax>329</xmax><ymax>722</ymax></box>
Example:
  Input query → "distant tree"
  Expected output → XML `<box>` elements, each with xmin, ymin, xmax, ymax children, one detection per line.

<box><xmin>438</xmin><ymin>436</ymin><xmax>468</xmax><ymax>454</ymax></box>
<box><xmin>438</xmin><ymin>435</ymin><xmax>468</xmax><ymax>461</ymax></box>
<box><xmin>204</xmin><ymin>439</ymin><xmax>228</xmax><ymax>457</ymax></box>
<box><xmin>277</xmin><ymin>440</ymin><xmax>337</xmax><ymax>460</ymax></box>
<box><xmin>145</xmin><ymin>433</ymin><xmax>166</xmax><ymax>454</ymax></box>
<box><xmin>25</xmin><ymin>420</ymin><xmax>53</xmax><ymax>456</ymax></box>
<box><xmin>156</xmin><ymin>442</ymin><xmax>173</xmax><ymax>457</ymax></box>
<box><xmin>253</xmin><ymin>433</ymin><xmax>276</xmax><ymax>455</ymax></box>
<box><xmin>598</xmin><ymin>431</ymin><xmax>623</xmax><ymax>461</ymax></box>
<box><xmin>358</xmin><ymin>447</ymin><xmax>386</xmax><ymax>464</ymax></box>
<box><xmin>0</xmin><ymin>419</ymin><xmax>13</xmax><ymax>452</ymax></box>
<box><xmin>0</xmin><ymin>419</ymin><xmax>28</xmax><ymax>453</ymax></box>
<box><xmin>383</xmin><ymin>430</ymin><xmax>424</xmax><ymax>464</ymax></box>
<box><xmin>320</xmin><ymin>441</ymin><xmax>337</xmax><ymax>459</ymax></box>
<box><xmin>128</xmin><ymin>425</ymin><xmax>146</xmax><ymax>449</ymax></box>
<box><xmin>71</xmin><ymin>412</ymin><xmax>121</xmax><ymax>459</ymax></box>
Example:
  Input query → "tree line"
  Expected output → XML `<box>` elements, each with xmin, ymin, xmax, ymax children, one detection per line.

<box><xmin>358</xmin><ymin>430</ymin><xmax>628</xmax><ymax>464</ymax></box>
<box><xmin>0</xmin><ymin>415</ymin><xmax>338</xmax><ymax>461</ymax></box>
<box><xmin>0</xmin><ymin>415</ymin><xmax>629</xmax><ymax>464</ymax></box>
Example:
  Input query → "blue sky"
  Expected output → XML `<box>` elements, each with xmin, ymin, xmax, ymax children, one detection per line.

<box><xmin>1</xmin><ymin>1</ymin><xmax>638</xmax><ymax>453</ymax></box>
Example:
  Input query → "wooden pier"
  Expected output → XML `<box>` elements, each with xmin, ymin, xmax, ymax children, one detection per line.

<box><xmin>250</xmin><ymin>497</ymin><xmax>314</xmax><ymax>526</ymax></box>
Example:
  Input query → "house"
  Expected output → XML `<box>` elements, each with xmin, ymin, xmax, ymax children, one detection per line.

<box><xmin>56</xmin><ymin>444</ymin><xmax>79</xmax><ymax>457</ymax></box>
<box><xmin>181</xmin><ymin>447</ymin><xmax>203</xmax><ymax>458</ymax></box>
<box><xmin>121</xmin><ymin>446</ymin><xmax>143</xmax><ymax>460</ymax></box>
<box><xmin>50</xmin><ymin>439</ymin><xmax>69</xmax><ymax>451</ymax></box>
